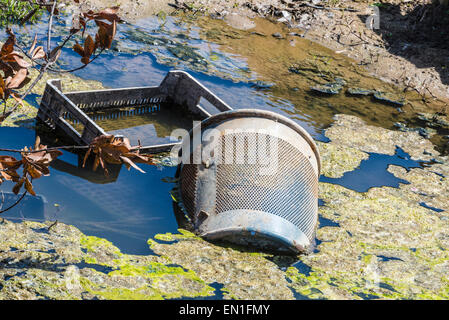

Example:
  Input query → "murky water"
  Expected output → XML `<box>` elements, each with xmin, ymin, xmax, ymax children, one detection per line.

<box><xmin>0</xmin><ymin>12</ymin><xmax>446</xmax><ymax>256</ymax></box>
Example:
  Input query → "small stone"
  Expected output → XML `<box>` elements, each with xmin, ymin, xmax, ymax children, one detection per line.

<box><xmin>373</xmin><ymin>91</ymin><xmax>406</xmax><ymax>107</ymax></box>
<box><xmin>346</xmin><ymin>87</ymin><xmax>374</xmax><ymax>96</ymax></box>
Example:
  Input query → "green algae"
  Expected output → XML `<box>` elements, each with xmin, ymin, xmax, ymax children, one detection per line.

<box><xmin>1</xmin><ymin>113</ymin><xmax>449</xmax><ymax>300</ymax></box>
<box><xmin>317</xmin><ymin>141</ymin><xmax>369</xmax><ymax>178</ymax></box>
<box><xmin>80</xmin><ymin>235</ymin><xmax>122</xmax><ymax>255</ymax></box>
<box><xmin>0</xmin><ymin>99</ymin><xmax>37</xmax><ymax>128</ymax></box>
<box><xmin>81</xmin><ymin>261</ymin><xmax>215</xmax><ymax>300</ymax></box>
<box><xmin>285</xmin><ymin>115</ymin><xmax>449</xmax><ymax>300</ymax></box>
<box><xmin>0</xmin><ymin>222</ymin><xmax>215</xmax><ymax>300</ymax></box>
<box><xmin>148</xmin><ymin>229</ymin><xmax>295</xmax><ymax>300</ymax></box>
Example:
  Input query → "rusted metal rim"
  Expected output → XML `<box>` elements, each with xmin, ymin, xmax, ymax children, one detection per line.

<box><xmin>190</xmin><ymin>109</ymin><xmax>321</xmax><ymax>176</ymax></box>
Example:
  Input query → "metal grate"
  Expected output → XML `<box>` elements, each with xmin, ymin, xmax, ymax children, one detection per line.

<box><xmin>176</xmin><ymin>109</ymin><xmax>321</xmax><ymax>254</ymax></box>
<box><xmin>215</xmin><ymin>133</ymin><xmax>318</xmax><ymax>240</ymax></box>
<box><xmin>179</xmin><ymin>163</ymin><xmax>199</xmax><ymax>219</ymax></box>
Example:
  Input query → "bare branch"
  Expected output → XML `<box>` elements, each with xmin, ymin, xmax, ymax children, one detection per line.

<box><xmin>47</xmin><ymin>1</ymin><xmax>57</xmax><ymax>56</ymax></box>
<box><xmin>0</xmin><ymin>190</ymin><xmax>27</xmax><ymax>215</ymax></box>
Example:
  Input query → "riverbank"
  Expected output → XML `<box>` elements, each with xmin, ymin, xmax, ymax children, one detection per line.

<box><xmin>168</xmin><ymin>0</ymin><xmax>449</xmax><ymax>110</ymax></box>
<box><xmin>61</xmin><ymin>0</ymin><xmax>449</xmax><ymax>112</ymax></box>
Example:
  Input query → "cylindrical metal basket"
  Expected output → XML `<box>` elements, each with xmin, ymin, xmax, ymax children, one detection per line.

<box><xmin>176</xmin><ymin>109</ymin><xmax>321</xmax><ymax>254</ymax></box>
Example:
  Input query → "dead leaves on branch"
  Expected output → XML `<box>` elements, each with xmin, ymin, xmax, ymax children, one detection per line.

<box><xmin>0</xmin><ymin>4</ymin><xmax>122</xmax><ymax>125</ymax></box>
<box><xmin>0</xmin><ymin>30</ymin><xmax>30</xmax><ymax>78</ymax></box>
<box><xmin>72</xmin><ymin>6</ymin><xmax>121</xmax><ymax>64</ymax></box>
<box><xmin>1</xmin><ymin>133</ymin><xmax>154</xmax><ymax>203</ymax></box>
<box><xmin>0</xmin><ymin>30</ymin><xmax>30</xmax><ymax>111</ymax></box>
<box><xmin>0</xmin><ymin>69</ymin><xmax>28</xmax><ymax>109</ymax></box>
<box><xmin>83</xmin><ymin>6</ymin><xmax>122</xmax><ymax>24</ymax></box>
<box><xmin>73</xmin><ymin>34</ymin><xmax>95</xmax><ymax>65</ymax></box>
<box><xmin>83</xmin><ymin>135</ymin><xmax>154</xmax><ymax>176</ymax></box>
<box><xmin>0</xmin><ymin>137</ymin><xmax>63</xmax><ymax>196</ymax></box>
<box><xmin>28</xmin><ymin>35</ymin><xmax>47</xmax><ymax>61</ymax></box>
<box><xmin>0</xmin><ymin>30</ymin><xmax>31</xmax><ymax>70</ymax></box>
<box><xmin>95</xmin><ymin>19</ymin><xmax>116</xmax><ymax>50</ymax></box>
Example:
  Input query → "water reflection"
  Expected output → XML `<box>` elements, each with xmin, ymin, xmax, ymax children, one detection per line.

<box><xmin>0</xmin><ymin>126</ymin><xmax>179</xmax><ymax>255</ymax></box>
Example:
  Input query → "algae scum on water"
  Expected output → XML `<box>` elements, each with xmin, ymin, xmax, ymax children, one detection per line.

<box><xmin>1</xmin><ymin>114</ymin><xmax>448</xmax><ymax>300</ymax></box>
<box><xmin>1</xmin><ymin>10</ymin><xmax>449</xmax><ymax>300</ymax></box>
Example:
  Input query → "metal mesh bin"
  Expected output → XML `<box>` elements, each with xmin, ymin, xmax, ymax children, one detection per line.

<box><xmin>176</xmin><ymin>109</ymin><xmax>321</xmax><ymax>254</ymax></box>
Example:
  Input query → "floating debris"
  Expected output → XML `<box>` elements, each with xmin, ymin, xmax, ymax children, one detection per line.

<box><xmin>311</xmin><ymin>78</ymin><xmax>346</xmax><ymax>95</ymax></box>
<box><xmin>393</xmin><ymin>122</ymin><xmax>435</xmax><ymax>139</ymax></box>
<box><xmin>416</xmin><ymin>113</ymin><xmax>449</xmax><ymax>129</ymax></box>
<box><xmin>346</xmin><ymin>88</ymin><xmax>406</xmax><ymax>107</ymax></box>
<box><xmin>288</xmin><ymin>60</ymin><xmax>343</xmax><ymax>82</ymax></box>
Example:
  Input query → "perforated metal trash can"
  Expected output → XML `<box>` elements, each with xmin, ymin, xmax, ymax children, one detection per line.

<box><xmin>175</xmin><ymin>109</ymin><xmax>321</xmax><ymax>254</ymax></box>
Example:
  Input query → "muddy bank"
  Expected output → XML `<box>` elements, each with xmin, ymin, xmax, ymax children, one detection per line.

<box><xmin>171</xmin><ymin>0</ymin><xmax>449</xmax><ymax>109</ymax></box>
<box><xmin>63</xmin><ymin>0</ymin><xmax>172</xmax><ymax>22</ymax></box>
<box><xmin>1</xmin><ymin>113</ymin><xmax>448</xmax><ymax>300</ymax></box>
<box><xmin>60</xmin><ymin>1</ymin><xmax>449</xmax><ymax>116</ymax></box>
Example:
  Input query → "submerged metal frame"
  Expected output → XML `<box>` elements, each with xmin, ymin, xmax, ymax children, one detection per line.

<box><xmin>38</xmin><ymin>70</ymin><xmax>233</xmax><ymax>153</ymax></box>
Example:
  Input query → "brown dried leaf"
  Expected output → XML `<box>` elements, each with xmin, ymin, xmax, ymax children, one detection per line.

<box><xmin>0</xmin><ymin>155</ymin><xmax>23</xmax><ymax>170</ymax></box>
<box><xmin>34</xmin><ymin>136</ymin><xmax>41</xmax><ymax>150</ymax></box>
<box><xmin>83</xmin><ymin>135</ymin><xmax>154</xmax><ymax>175</ymax></box>
<box><xmin>0</xmin><ymin>76</ymin><xmax>5</xmax><ymax>99</ymax></box>
<box><xmin>73</xmin><ymin>42</ymin><xmax>85</xmax><ymax>57</ymax></box>
<box><xmin>28</xmin><ymin>35</ymin><xmax>37</xmax><ymax>56</ymax></box>
<box><xmin>120</xmin><ymin>155</ymin><xmax>146</xmax><ymax>173</ymax></box>
<box><xmin>48</xmin><ymin>46</ymin><xmax>62</xmax><ymax>64</ymax></box>
<box><xmin>25</xmin><ymin>177</ymin><xmax>36</xmax><ymax>196</ymax></box>
<box><xmin>84</xmin><ymin>35</ymin><xmax>95</xmax><ymax>57</ymax></box>
<box><xmin>6</xmin><ymin>68</ymin><xmax>28</xmax><ymax>89</ymax></box>
<box><xmin>1</xmin><ymin>33</ymin><xmax>15</xmax><ymax>57</ymax></box>
<box><xmin>12</xmin><ymin>178</ymin><xmax>24</xmax><ymax>195</ymax></box>
<box><xmin>96</xmin><ymin>6</ymin><xmax>122</xmax><ymax>22</ymax></box>
<box><xmin>2</xmin><ymin>52</ymin><xmax>31</xmax><ymax>69</ymax></box>
<box><xmin>81</xmin><ymin>56</ymin><xmax>90</xmax><ymax>65</ymax></box>
<box><xmin>95</xmin><ymin>20</ymin><xmax>116</xmax><ymax>49</ymax></box>
<box><xmin>31</xmin><ymin>46</ymin><xmax>46</xmax><ymax>61</ymax></box>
